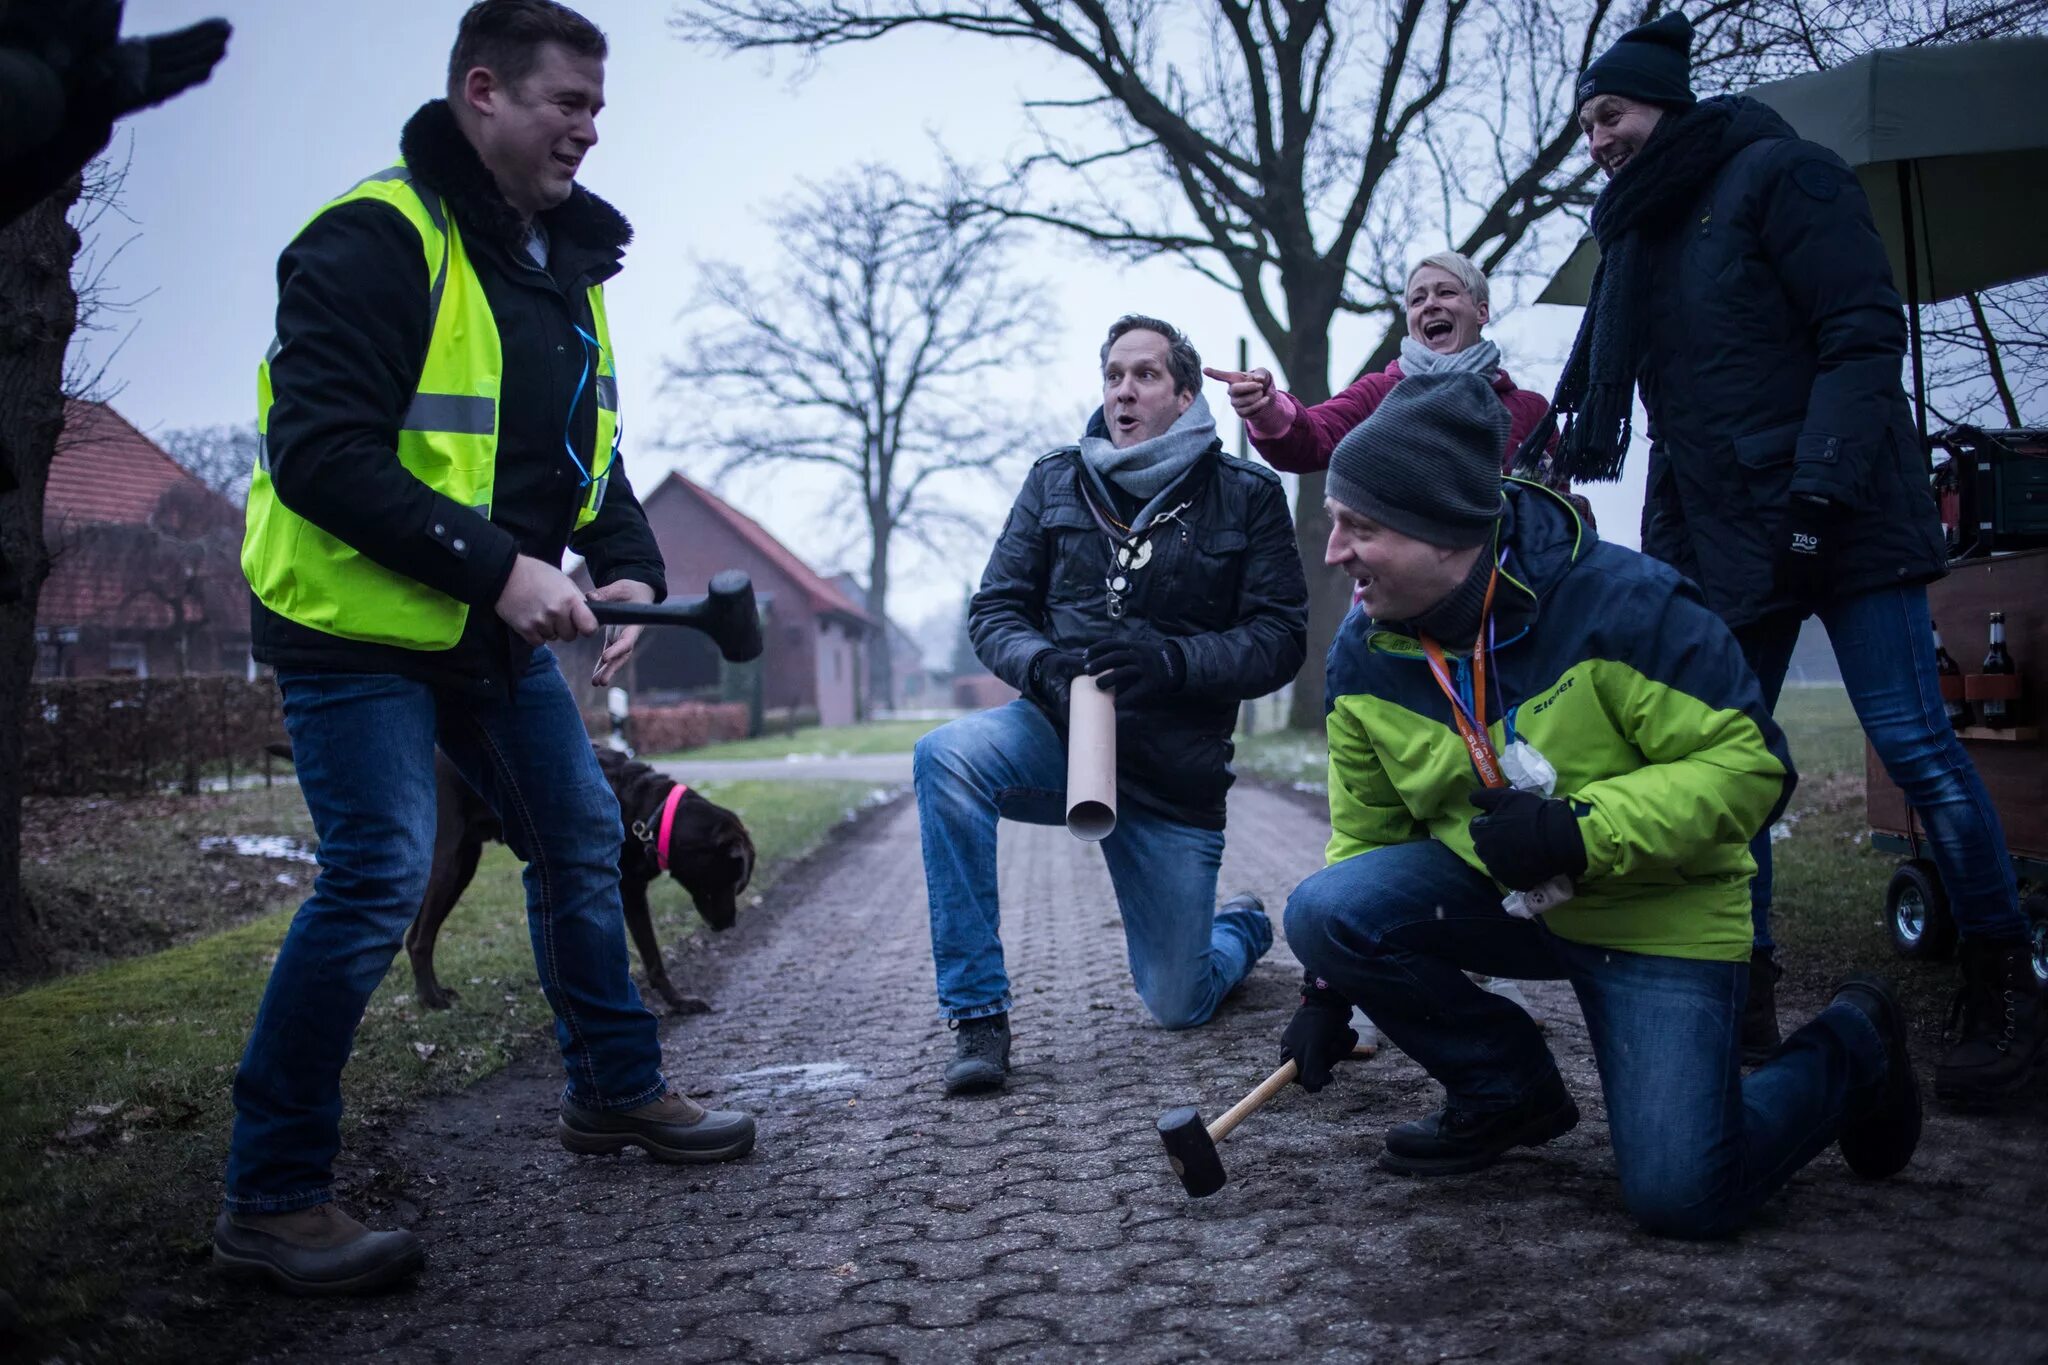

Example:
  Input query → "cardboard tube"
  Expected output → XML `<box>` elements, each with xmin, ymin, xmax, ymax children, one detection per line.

<box><xmin>1066</xmin><ymin>674</ymin><xmax>1117</xmax><ymax>841</ymax></box>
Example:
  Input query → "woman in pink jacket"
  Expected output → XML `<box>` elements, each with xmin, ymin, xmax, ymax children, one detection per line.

<box><xmin>1208</xmin><ymin>251</ymin><xmax>1552</xmax><ymax>476</ymax></box>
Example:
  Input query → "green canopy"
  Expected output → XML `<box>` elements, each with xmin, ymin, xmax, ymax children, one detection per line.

<box><xmin>1536</xmin><ymin>36</ymin><xmax>2048</xmax><ymax>308</ymax></box>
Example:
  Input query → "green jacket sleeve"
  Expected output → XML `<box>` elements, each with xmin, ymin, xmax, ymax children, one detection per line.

<box><xmin>1570</xmin><ymin>579</ymin><xmax>1795</xmax><ymax>881</ymax></box>
<box><xmin>1326</xmin><ymin>697</ymin><xmax>1426</xmax><ymax>864</ymax></box>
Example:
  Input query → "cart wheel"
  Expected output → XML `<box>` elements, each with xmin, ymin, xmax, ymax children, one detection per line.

<box><xmin>2023</xmin><ymin>894</ymin><xmax>2048</xmax><ymax>991</ymax></box>
<box><xmin>1886</xmin><ymin>860</ymin><xmax>1955</xmax><ymax>960</ymax></box>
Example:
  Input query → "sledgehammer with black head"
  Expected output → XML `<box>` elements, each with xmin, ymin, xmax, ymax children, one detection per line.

<box><xmin>587</xmin><ymin>569</ymin><xmax>764</xmax><ymax>662</ymax></box>
<box><xmin>1159</xmin><ymin>1045</ymin><xmax>1375</xmax><ymax>1198</ymax></box>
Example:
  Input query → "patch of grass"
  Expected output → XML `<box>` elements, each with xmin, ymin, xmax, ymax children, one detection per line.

<box><xmin>13</xmin><ymin>784</ymin><xmax>317</xmax><ymax>988</ymax></box>
<box><xmin>693</xmin><ymin>778</ymin><xmax>902</xmax><ymax>870</ymax></box>
<box><xmin>0</xmin><ymin>778</ymin><xmax>887</xmax><ymax>1359</ymax></box>
<box><xmin>655</xmin><ymin>717</ymin><xmax>945</xmax><ymax>762</ymax></box>
<box><xmin>1760</xmin><ymin>688</ymin><xmax>1965</xmax><ymax>1035</ymax></box>
<box><xmin>1770</xmin><ymin>683</ymin><xmax>1869</xmax><ymax>781</ymax></box>
<box><xmin>1233</xmin><ymin>728</ymin><xmax>1330</xmax><ymax>792</ymax></box>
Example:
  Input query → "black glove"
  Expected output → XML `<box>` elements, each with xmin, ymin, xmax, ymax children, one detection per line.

<box><xmin>79</xmin><ymin>17</ymin><xmax>231</xmax><ymax>119</ymax></box>
<box><xmin>1029</xmin><ymin>647</ymin><xmax>1086</xmax><ymax>714</ymax></box>
<box><xmin>1772</xmin><ymin>493</ymin><xmax>1839</xmax><ymax>606</ymax></box>
<box><xmin>1082</xmin><ymin>638</ymin><xmax>1185</xmax><ymax>704</ymax></box>
<box><xmin>1467</xmin><ymin>787</ymin><xmax>1587</xmax><ymax>891</ymax></box>
<box><xmin>1279</xmin><ymin>972</ymin><xmax>1358</xmax><ymax>1093</ymax></box>
<box><xmin>2</xmin><ymin>0</ymin><xmax>124</xmax><ymax>78</ymax></box>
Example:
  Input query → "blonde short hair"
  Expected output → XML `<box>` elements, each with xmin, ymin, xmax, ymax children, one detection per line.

<box><xmin>1405</xmin><ymin>251</ymin><xmax>1490</xmax><ymax>310</ymax></box>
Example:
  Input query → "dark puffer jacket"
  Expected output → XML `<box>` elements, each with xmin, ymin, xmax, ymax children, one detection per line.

<box><xmin>969</xmin><ymin>425</ymin><xmax>1308</xmax><ymax>830</ymax></box>
<box><xmin>1637</xmin><ymin>98</ymin><xmax>1946</xmax><ymax>631</ymax></box>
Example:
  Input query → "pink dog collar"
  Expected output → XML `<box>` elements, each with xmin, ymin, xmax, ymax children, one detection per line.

<box><xmin>655</xmin><ymin>783</ymin><xmax>689</xmax><ymax>871</ymax></box>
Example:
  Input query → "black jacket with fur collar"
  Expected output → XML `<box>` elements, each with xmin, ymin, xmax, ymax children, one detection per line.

<box><xmin>253</xmin><ymin>99</ymin><xmax>666</xmax><ymax>692</ymax></box>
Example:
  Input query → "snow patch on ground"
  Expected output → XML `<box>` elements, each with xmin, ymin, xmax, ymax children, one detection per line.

<box><xmin>199</xmin><ymin>834</ymin><xmax>318</xmax><ymax>864</ymax></box>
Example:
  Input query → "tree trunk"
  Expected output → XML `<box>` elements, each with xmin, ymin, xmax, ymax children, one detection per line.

<box><xmin>0</xmin><ymin>189</ymin><xmax>83</xmax><ymax>972</ymax></box>
<box><xmin>1284</xmin><ymin>319</ymin><xmax>1406</xmax><ymax>731</ymax></box>
<box><xmin>865</xmin><ymin>524</ymin><xmax>893</xmax><ymax>719</ymax></box>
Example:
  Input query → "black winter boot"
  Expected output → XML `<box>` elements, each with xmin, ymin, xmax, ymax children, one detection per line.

<box><xmin>1741</xmin><ymin>947</ymin><xmax>1784</xmax><ymax>1065</ymax></box>
<box><xmin>943</xmin><ymin>1013</ymin><xmax>1011</xmax><ymax>1095</ymax></box>
<box><xmin>1378</xmin><ymin>1070</ymin><xmax>1580</xmax><ymax>1176</ymax></box>
<box><xmin>1934</xmin><ymin>938</ymin><xmax>2045</xmax><ymax>1109</ymax></box>
<box><xmin>1830</xmin><ymin>975</ymin><xmax>1921</xmax><ymax>1179</ymax></box>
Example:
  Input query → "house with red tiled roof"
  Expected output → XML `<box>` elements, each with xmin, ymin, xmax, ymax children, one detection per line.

<box><xmin>35</xmin><ymin>401</ymin><xmax>248</xmax><ymax>679</ymax></box>
<box><xmin>561</xmin><ymin>472</ymin><xmax>877</xmax><ymax>728</ymax></box>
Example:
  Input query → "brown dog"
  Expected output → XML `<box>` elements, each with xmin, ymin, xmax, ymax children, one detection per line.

<box><xmin>405</xmin><ymin>745</ymin><xmax>755</xmax><ymax>1013</ymax></box>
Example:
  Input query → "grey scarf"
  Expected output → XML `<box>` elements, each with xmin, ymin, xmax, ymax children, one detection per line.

<box><xmin>1080</xmin><ymin>393</ymin><xmax>1217</xmax><ymax>529</ymax></box>
<box><xmin>1399</xmin><ymin>336</ymin><xmax>1501</xmax><ymax>380</ymax></box>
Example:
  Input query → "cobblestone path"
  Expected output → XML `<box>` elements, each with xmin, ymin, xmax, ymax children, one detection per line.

<box><xmin>224</xmin><ymin>787</ymin><xmax>2046</xmax><ymax>1363</ymax></box>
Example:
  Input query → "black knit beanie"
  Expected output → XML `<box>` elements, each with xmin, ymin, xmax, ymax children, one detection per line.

<box><xmin>1577</xmin><ymin>12</ymin><xmax>1696</xmax><ymax>112</ymax></box>
<box><xmin>1326</xmin><ymin>372</ymin><xmax>1506</xmax><ymax>549</ymax></box>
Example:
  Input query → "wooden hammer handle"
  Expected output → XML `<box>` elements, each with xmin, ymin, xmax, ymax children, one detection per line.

<box><xmin>1205</xmin><ymin>1061</ymin><xmax>1298</xmax><ymax>1142</ymax></box>
<box><xmin>1204</xmin><ymin>1043</ymin><xmax>1375</xmax><ymax>1144</ymax></box>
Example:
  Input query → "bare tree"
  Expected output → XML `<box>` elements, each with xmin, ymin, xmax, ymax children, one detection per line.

<box><xmin>1923</xmin><ymin>281</ymin><xmax>2048</xmax><ymax>428</ymax></box>
<box><xmin>664</xmin><ymin>166</ymin><xmax>1054</xmax><ymax>711</ymax></box>
<box><xmin>1752</xmin><ymin>0</ymin><xmax>2048</xmax><ymax>432</ymax></box>
<box><xmin>1746</xmin><ymin>0</ymin><xmax>2046</xmax><ymax>63</ymax></box>
<box><xmin>674</xmin><ymin>0</ymin><xmax>1814</xmax><ymax>727</ymax></box>
<box><xmin>0</xmin><ymin>187</ymin><xmax>83</xmax><ymax>971</ymax></box>
<box><xmin>1</xmin><ymin>145</ymin><xmax>145</xmax><ymax>970</ymax></box>
<box><xmin>161</xmin><ymin>422</ymin><xmax>260</xmax><ymax>506</ymax></box>
<box><xmin>55</xmin><ymin>479</ymin><xmax>245</xmax><ymax>676</ymax></box>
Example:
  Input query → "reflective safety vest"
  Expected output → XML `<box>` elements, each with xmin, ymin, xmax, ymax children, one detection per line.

<box><xmin>242</xmin><ymin>162</ymin><xmax>619</xmax><ymax>650</ymax></box>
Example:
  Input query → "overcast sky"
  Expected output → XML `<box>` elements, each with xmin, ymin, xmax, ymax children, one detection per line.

<box><xmin>86</xmin><ymin>0</ymin><xmax>1649</xmax><ymax>630</ymax></box>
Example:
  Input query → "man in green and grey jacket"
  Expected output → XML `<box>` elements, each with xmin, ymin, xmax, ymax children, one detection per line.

<box><xmin>1277</xmin><ymin>371</ymin><xmax>1920</xmax><ymax>1238</ymax></box>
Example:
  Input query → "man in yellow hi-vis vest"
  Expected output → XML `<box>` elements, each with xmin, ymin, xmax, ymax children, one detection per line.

<box><xmin>216</xmin><ymin>1</ymin><xmax>753</xmax><ymax>1296</ymax></box>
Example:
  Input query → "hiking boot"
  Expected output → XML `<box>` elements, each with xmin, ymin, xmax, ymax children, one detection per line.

<box><xmin>943</xmin><ymin>1012</ymin><xmax>1011</xmax><ymax>1095</ymax></box>
<box><xmin>1741</xmin><ymin>946</ymin><xmax>1784</xmax><ymax>1065</ymax></box>
<box><xmin>211</xmin><ymin>1202</ymin><xmax>424</xmax><ymax>1296</ymax></box>
<box><xmin>559</xmin><ymin>1090</ymin><xmax>756</xmax><ymax>1163</ymax></box>
<box><xmin>1830</xmin><ymin>975</ymin><xmax>1921</xmax><ymax>1179</ymax></box>
<box><xmin>1934</xmin><ymin>938</ymin><xmax>2046</xmax><ymax>1109</ymax></box>
<box><xmin>1378</xmin><ymin>1070</ymin><xmax>1580</xmax><ymax>1176</ymax></box>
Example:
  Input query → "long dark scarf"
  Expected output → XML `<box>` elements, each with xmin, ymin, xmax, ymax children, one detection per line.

<box><xmin>1516</xmin><ymin>98</ymin><xmax>1750</xmax><ymax>482</ymax></box>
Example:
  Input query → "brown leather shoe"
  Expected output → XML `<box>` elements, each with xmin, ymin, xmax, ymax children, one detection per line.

<box><xmin>559</xmin><ymin>1089</ymin><xmax>756</xmax><ymax>1163</ymax></box>
<box><xmin>212</xmin><ymin>1202</ymin><xmax>424</xmax><ymax>1296</ymax></box>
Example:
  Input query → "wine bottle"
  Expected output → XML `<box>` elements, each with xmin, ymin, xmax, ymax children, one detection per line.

<box><xmin>1933</xmin><ymin>622</ymin><xmax>1968</xmax><ymax>728</ymax></box>
<box><xmin>1980</xmin><ymin>611</ymin><xmax>2015</xmax><ymax>726</ymax></box>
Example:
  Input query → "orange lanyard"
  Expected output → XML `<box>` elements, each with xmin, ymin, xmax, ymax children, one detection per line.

<box><xmin>1419</xmin><ymin>567</ymin><xmax>1505</xmax><ymax>790</ymax></box>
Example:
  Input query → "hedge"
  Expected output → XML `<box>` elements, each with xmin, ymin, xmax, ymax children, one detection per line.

<box><xmin>25</xmin><ymin>682</ymin><xmax>750</xmax><ymax>797</ymax></box>
<box><xmin>23</xmin><ymin>677</ymin><xmax>287</xmax><ymax>796</ymax></box>
<box><xmin>578</xmin><ymin>700</ymin><xmax>751</xmax><ymax>756</ymax></box>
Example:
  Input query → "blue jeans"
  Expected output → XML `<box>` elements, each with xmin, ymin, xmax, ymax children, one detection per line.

<box><xmin>1284</xmin><ymin>840</ymin><xmax>1889</xmax><ymax>1239</ymax></box>
<box><xmin>1738</xmin><ymin>584</ymin><xmax>2022</xmax><ymax>951</ymax></box>
<box><xmin>225</xmin><ymin>648</ymin><xmax>665</xmax><ymax>1213</ymax></box>
<box><xmin>914</xmin><ymin>700</ymin><xmax>1272</xmax><ymax>1030</ymax></box>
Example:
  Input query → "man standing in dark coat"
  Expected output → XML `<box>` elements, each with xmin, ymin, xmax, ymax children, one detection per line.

<box><xmin>1530</xmin><ymin>12</ymin><xmax>2039</xmax><ymax>1103</ymax></box>
<box><xmin>215</xmin><ymin>0</ymin><xmax>754</xmax><ymax>1296</ymax></box>
<box><xmin>915</xmin><ymin>315</ymin><xmax>1307</xmax><ymax>1095</ymax></box>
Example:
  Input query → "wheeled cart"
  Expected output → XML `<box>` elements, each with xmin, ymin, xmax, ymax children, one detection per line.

<box><xmin>1866</xmin><ymin>545</ymin><xmax>2048</xmax><ymax>986</ymax></box>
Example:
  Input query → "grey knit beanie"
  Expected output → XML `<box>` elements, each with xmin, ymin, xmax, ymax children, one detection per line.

<box><xmin>1326</xmin><ymin>371</ymin><xmax>1508</xmax><ymax>548</ymax></box>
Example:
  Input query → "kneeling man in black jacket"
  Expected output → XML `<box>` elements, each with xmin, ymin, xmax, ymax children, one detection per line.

<box><xmin>916</xmin><ymin>315</ymin><xmax>1309</xmax><ymax>1094</ymax></box>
